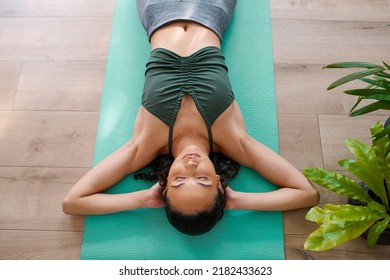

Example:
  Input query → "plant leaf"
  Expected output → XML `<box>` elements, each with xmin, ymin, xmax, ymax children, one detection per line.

<box><xmin>344</xmin><ymin>89</ymin><xmax>390</xmax><ymax>101</ymax></box>
<box><xmin>306</xmin><ymin>206</ymin><xmax>329</xmax><ymax>224</ymax></box>
<box><xmin>349</xmin><ymin>96</ymin><xmax>364</xmax><ymax>113</ymax></box>
<box><xmin>367</xmin><ymin>201</ymin><xmax>388</xmax><ymax>213</ymax></box>
<box><xmin>374</xmin><ymin>76</ymin><xmax>390</xmax><ymax>90</ymax></box>
<box><xmin>341</xmin><ymin>137</ymin><xmax>388</xmax><ymax>209</ymax></box>
<box><xmin>372</xmin><ymin>124</ymin><xmax>390</xmax><ymax>142</ymax></box>
<box><xmin>303</xmin><ymin>168</ymin><xmax>373</xmax><ymax>203</ymax></box>
<box><xmin>366</xmin><ymin>218</ymin><xmax>390</xmax><ymax>248</ymax></box>
<box><xmin>376</xmin><ymin>72</ymin><xmax>390</xmax><ymax>79</ymax></box>
<box><xmin>324</xmin><ymin>62</ymin><xmax>384</xmax><ymax>69</ymax></box>
<box><xmin>304</xmin><ymin>219</ymin><xmax>377</xmax><ymax>251</ymax></box>
<box><xmin>306</xmin><ymin>203</ymin><xmax>385</xmax><ymax>224</ymax></box>
<box><xmin>326</xmin><ymin>204</ymin><xmax>379</xmax><ymax>220</ymax></box>
<box><xmin>374</xmin><ymin>75</ymin><xmax>390</xmax><ymax>83</ymax></box>
<box><xmin>324</xmin><ymin>204</ymin><xmax>383</xmax><ymax>221</ymax></box>
<box><xmin>383</xmin><ymin>61</ymin><xmax>390</xmax><ymax>70</ymax></box>
<box><xmin>363</xmin><ymin>94</ymin><xmax>390</xmax><ymax>101</ymax></box>
<box><xmin>361</xmin><ymin>77</ymin><xmax>388</xmax><ymax>89</ymax></box>
<box><xmin>349</xmin><ymin>100</ymin><xmax>390</xmax><ymax>117</ymax></box>
<box><xmin>371</xmin><ymin>122</ymin><xmax>390</xmax><ymax>186</ymax></box>
<box><xmin>344</xmin><ymin>138</ymin><xmax>374</xmax><ymax>162</ymax></box>
<box><xmin>327</xmin><ymin>68</ymin><xmax>385</xmax><ymax>90</ymax></box>
<box><xmin>339</xmin><ymin>159</ymin><xmax>387</xmax><ymax>208</ymax></box>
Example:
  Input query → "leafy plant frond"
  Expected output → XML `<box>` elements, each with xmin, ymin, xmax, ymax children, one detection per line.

<box><xmin>302</xmin><ymin>168</ymin><xmax>373</xmax><ymax>203</ymax></box>
<box><xmin>371</xmin><ymin>121</ymin><xmax>390</xmax><ymax>155</ymax></box>
<box><xmin>360</xmin><ymin>77</ymin><xmax>388</xmax><ymax>89</ymax></box>
<box><xmin>367</xmin><ymin>201</ymin><xmax>388</xmax><ymax>213</ymax></box>
<box><xmin>344</xmin><ymin>89</ymin><xmax>390</xmax><ymax>101</ymax></box>
<box><xmin>344</xmin><ymin>138</ymin><xmax>374</xmax><ymax>162</ymax></box>
<box><xmin>306</xmin><ymin>203</ymin><xmax>385</xmax><ymax>224</ymax></box>
<box><xmin>304</xmin><ymin>202</ymin><xmax>389</xmax><ymax>251</ymax></box>
<box><xmin>383</xmin><ymin>61</ymin><xmax>390</xmax><ymax>70</ymax></box>
<box><xmin>342</xmin><ymin>137</ymin><xmax>389</xmax><ymax>210</ymax></box>
<box><xmin>340</xmin><ymin>158</ymin><xmax>387</xmax><ymax>209</ymax></box>
<box><xmin>371</xmin><ymin>122</ymin><xmax>390</xmax><ymax>195</ymax></box>
<box><xmin>376</xmin><ymin>72</ymin><xmax>390</xmax><ymax>79</ymax></box>
<box><xmin>305</xmin><ymin>206</ymin><xmax>329</xmax><ymax>224</ymax></box>
<box><xmin>367</xmin><ymin>218</ymin><xmax>390</xmax><ymax>248</ymax></box>
<box><xmin>349</xmin><ymin>100</ymin><xmax>390</xmax><ymax>117</ymax></box>
<box><xmin>324</xmin><ymin>62</ymin><xmax>385</xmax><ymax>69</ymax></box>
<box><xmin>325</xmin><ymin>61</ymin><xmax>390</xmax><ymax>119</ymax></box>
<box><xmin>372</xmin><ymin>125</ymin><xmax>390</xmax><ymax>143</ymax></box>
<box><xmin>373</xmin><ymin>76</ymin><xmax>390</xmax><ymax>90</ymax></box>
<box><xmin>304</xmin><ymin>218</ymin><xmax>377</xmax><ymax>251</ymax></box>
<box><xmin>327</xmin><ymin>68</ymin><xmax>385</xmax><ymax>90</ymax></box>
<box><xmin>349</xmin><ymin>96</ymin><xmax>364</xmax><ymax>114</ymax></box>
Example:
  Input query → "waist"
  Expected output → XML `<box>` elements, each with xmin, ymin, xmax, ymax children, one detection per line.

<box><xmin>150</xmin><ymin>21</ymin><xmax>220</xmax><ymax>57</ymax></box>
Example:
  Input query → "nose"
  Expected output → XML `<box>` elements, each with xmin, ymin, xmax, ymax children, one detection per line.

<box><xmin>185</xmin><ymin>160</ymin><xmax>198</xmax><ymax>169</ymax></box>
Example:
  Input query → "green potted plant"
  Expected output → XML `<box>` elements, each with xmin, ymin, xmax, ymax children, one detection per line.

<box><xmin>301</xmin><ymin>61</ymin><xmax>390</xmax><ymax>251</ymax></box>
<box><xmin>324</xmin><ymin>61</ymin><xmax>390</xmax><ymax>140</ymax></box>
<box><xmin>302</xmin><ymin>121</ymin><xmax>389</xmax><ymax>251</ymax></box>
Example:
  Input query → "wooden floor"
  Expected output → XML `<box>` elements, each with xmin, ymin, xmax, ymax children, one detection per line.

<box><xmin>0</xmin><ymin>0</ymin><xmax>389</xmax><ymax>260</ymax></box>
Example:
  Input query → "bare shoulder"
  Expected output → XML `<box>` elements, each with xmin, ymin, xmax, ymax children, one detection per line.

<box><xmin>132</xmin><ymin>106</ymin><xmax>169</xmax><ymax>155</ymax></box>
<box><xmin>212</xmin><ymin>101</ymin><xmax>248</xmax><ymax>160</ymax></box>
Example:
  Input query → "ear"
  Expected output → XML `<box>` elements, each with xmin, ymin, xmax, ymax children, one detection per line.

<box><xmin>216</xmin><ymin>175</ymin><xmax>224</xmax><ymax>193</ymax></box>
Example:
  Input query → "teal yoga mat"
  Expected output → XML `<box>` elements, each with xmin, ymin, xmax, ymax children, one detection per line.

<box><xmin>81</xmin><ymin>0</ymin><xmax>284</xmax><ymax>260</ymax></box>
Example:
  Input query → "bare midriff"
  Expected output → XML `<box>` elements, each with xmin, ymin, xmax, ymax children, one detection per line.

<box><xmin>150</xmin><ymin>21</ymin><xmax>221</xmax><ymax>57</ymax></box>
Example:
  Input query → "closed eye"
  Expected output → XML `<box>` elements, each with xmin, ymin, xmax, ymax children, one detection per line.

<box><xmin>175</xmin><ymin>176</ymin><xmax>185</xmax><ymax>181</ymax></box>
<box><xmin>170</xmin><ymin>177</ymin><xmax>212</xmax><ymax>188</ymax></box>
<box><xmin>197</xmin><ymin>176</ymin><xmax>212</xmax><ymax>187</ymax></box>
<box><xmin>171</xmin><ymin>176</ymin><xmax>185</xmax><ymax>188</ymax></box>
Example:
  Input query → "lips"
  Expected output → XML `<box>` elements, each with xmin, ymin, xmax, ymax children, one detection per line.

<box><xmin>183</xmin><ymin>152</ymin><xmax>200</xmax><ymax>159</ymax></box>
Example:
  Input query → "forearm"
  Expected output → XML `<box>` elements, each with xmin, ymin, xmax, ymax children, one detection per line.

<box><xmin>228</xmin><ymin>187</ymin><xmax>319</xmax><ymax>211</ymax></box>
<box><xmin>62</xmin><ymin>138</ymin><xmax>159</xmax><ymax>215</ymax></box>
<box><xmin>62</xmin><ymin>190</ymin><xmax>148</xmax><ymax>215</ymax></box>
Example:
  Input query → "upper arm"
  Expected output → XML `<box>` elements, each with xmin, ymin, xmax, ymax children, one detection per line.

<box><xmin>64</xmin><ymin>137</ymin><xmax>158</xmax><ymax>201</ymax></box>
<box><xmin>217</xmin><ymin>128</ymin><xmax>310</xmax><ymax>193</ymax></box>
<box><xmin>234</xmin><ymin>134</ymin><xmax>301</xmax><ymax>186</ymax></box>
<box><xmin>65</xmin><ymin>107</ymin><xmax>168</xmax><ymax>201</ymax></box>
<box><xmin>214</xmin><ymin>104</ymin><xmax>319</xmax><ymax>207</ymax></box>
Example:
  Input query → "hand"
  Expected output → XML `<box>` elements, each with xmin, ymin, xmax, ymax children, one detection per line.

<box><xmin>145</xmin><ymin>182</ymin><xmax>165</xmax><ymax>208</ymax></box>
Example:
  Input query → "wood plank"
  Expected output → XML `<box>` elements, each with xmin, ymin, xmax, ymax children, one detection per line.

<box><xmin>278</xmin><ymin>114</ymin><xmax>323</xmax><ymax>170</ymax></box>
<box><xmin>0</xmin><ymin>230</ymin><xmax>82</xmax><ymax>260</ymax></box>
<box><xmin>285</xmin><ymin>234</ymin><xmax>390</xmax><ymax>260</ymax></box>
<box><xmin>14</xmin><ymin>61</ymin><xmax>105</xmax><ymax>111</ymax></box>
<box><xmin>0</xmin><ymin>0</ymin><xmax>114</xmax><ymax>18</ymax></box>
<box><xmin>272</xmin><ymin>19</ymin><xmax>390</xmax><ymax>64</ymax></box>
<box><xmin>270</xmin><ymin>0</ymin><xmax>390</xmax><ymax>21</ymax></box>
<box><xmin>319</xmin><ymin>114</ymin><xmax>387</xmax><ymax>170</ymax></box>
<box><xmin>0</xmin><ymin>167</ymin><xmax>85</xmax><ymax>231</ymax></box>
<box><xmin>0</xmin><ymin>62</ymin><xmax>22</xmax><ymax>110</ymax></box>
<box><xmin>0</xmin><ymin>111</ymin><xmax>98</xmax><ymax>167</ymax></box>
<box><xmin>283</xmin><ymin>209</ymin><xmax>317</xmax><ymax>235</ymax></box>
<box><xmin>0</xmin><ymin>18</ymin><xmax>112</xmax><ymax>61</ymax></box>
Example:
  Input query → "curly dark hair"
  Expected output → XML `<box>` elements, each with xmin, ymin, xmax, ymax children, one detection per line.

<box><xmin>134</xmin><ymin>153</ymin><xmax>240</xmax><ymax>235</ymax></box>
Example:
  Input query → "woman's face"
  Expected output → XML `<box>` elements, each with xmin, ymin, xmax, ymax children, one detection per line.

<box><xmin>166</xmin><ymin>146</ymin><xmax>221</xmax><ymax>213</ymax></box>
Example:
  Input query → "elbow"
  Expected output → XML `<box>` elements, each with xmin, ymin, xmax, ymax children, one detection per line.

<box><xmin>305</xmin><ymin>182</ymin><xmax>320</xmax><ymax>208</ymax></box>
<box><xmin>62</xmin><ymin>196</ymin><xmax>72</xmax><ymax>215</ymax></box>
<box><xmin>62</xmin><ymin>195</ymin><xmax>78</xmax><ymax>215</ymax></box>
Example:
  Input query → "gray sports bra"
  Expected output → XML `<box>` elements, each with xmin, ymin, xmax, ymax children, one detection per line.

<box><xmin>136</xmin><ymin>0</ymin><xmax>237</xmax><ymax>41</ymax></box>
